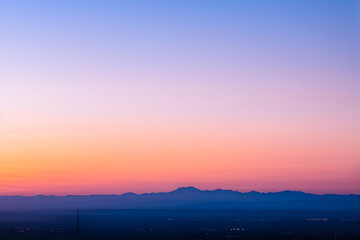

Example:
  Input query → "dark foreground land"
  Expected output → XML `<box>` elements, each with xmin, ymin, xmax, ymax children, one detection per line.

<box><xmin>0</xmin><ymin>209</ymin><xmax>359</xmax><ymax>240</ymax></box>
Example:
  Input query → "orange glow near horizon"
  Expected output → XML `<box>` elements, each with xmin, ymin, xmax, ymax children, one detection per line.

<box><xmin>1</xmin><ymin>119</ymin><xmax>359</xmax><ymax>195</ymax></box>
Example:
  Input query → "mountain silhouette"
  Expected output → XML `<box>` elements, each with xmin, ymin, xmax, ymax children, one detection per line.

<box><xmin>170</xmin><ymin>186</ymin><xmax>203</xmax><ymax>194</ymax></box>
<box><xmin>1</xmin><ymin>187</ymin><xmax>359</xmax><ymax>212</ymax></box>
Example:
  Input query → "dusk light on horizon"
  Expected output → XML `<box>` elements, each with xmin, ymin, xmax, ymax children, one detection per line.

<box><xmin>0</xmin><ymin>0</ymin><xmax>359</xmax><ymax>196</ymax></box>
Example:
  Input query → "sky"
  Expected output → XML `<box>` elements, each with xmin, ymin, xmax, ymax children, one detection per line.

<box><xmin>0</xmin><ymin>0</ymin><xmax>359</xmax><ymax>195</ymax></box>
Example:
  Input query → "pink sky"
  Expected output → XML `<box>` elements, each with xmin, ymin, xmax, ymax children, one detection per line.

<box><xmin>0</xmin><ymin>0</ymin><xmax>359</xmax><ymax>195</ymax></box>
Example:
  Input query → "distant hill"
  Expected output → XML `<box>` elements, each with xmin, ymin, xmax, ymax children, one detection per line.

<box><xmin>1</xmin><ymin>187</ymin><xmax>359</xmax><ymax>212</ymax></box>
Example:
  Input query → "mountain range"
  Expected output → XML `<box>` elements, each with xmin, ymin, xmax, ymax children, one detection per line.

<box><xmin>1</xmin><ymin>187</ymin><xmax>359</xmax><ymax>212</ymax></box>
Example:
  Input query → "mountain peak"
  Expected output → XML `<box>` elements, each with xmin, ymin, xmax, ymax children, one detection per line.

<box><xmin>172</xmin><ymin>186</ymin><xmax>202</xmax><ymax>193</ymax></box>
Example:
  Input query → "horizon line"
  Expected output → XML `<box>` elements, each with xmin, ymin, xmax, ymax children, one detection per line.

<box><xmin>1</xmin><ymin>186</ymin><xmax>358</xmax><ymax>197</ymax></box>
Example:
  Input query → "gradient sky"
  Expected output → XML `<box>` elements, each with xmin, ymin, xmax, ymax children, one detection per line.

<box><xmin>0</xmin><ymin>0</ymin><xmax>359</xmax><ymax>195</ymax></box>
